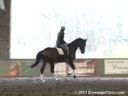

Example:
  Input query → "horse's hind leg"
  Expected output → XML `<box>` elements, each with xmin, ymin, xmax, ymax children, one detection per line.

<box><xmin>67</xmin><ymin>61</ymin><xmax>76</xmax><ymax>79</ymax></box>
<box><xmin>50</xmin><ymin>62</ymin><xmax>59</xmax><ymax>81</ymax></box>
<box><xmin>40</xmin><ymin>60</ymin><xmax>47</xmax><ymax>82</ymax></box>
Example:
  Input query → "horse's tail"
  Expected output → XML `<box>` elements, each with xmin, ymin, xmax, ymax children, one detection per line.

<box><xmin>31</xmin><ymin>51</ymin><xmax>44</xmax><ymax>68</ymax></box>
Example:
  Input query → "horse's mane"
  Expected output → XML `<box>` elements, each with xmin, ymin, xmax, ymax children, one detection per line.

<box><xmin>68</xmin><ymin>38</ymin><xmax>84</xmax><ymax>45</ymax></box>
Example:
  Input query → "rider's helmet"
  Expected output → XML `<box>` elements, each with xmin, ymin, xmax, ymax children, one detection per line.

<box><xmin>61</xmin><ymin>26</ymin><xmax>65</xmax><ymax>30</ymax></box>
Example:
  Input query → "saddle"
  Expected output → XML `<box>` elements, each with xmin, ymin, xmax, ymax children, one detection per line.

<box><xmin>56</xmin><ymin>48</ymin><xmax>64</xmax><ymax>55</ymax></box>
<box><xmin>56</xmin><ymin>47</ymin><xmax>69</xmax><ymax>56</ymax></box>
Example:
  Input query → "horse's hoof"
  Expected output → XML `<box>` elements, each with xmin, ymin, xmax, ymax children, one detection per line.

<box><xmin>67</xmin><ymin>73</ymin><xmax>71</xmax><ymax>76</ymax></box>
<box><xmin>42</xmin><ymin>80</ymin><xmax>46</xmax><ymax>83</ymax></box>
<box><xmin>41</xmin><ymin>79</ymin><xmax>46</xmax><ymax>82</ymax></box>
<box><xmin>55</xmin><ymin>78</ymin><xmax>59</xmax><ymax>81</ymax></box>
<box><xmin>73</xmin><ymin>75</ymin><xmax>76</xmax><ymax>79</ymax></box>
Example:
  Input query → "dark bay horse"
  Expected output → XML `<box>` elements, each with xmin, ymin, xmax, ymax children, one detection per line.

<box><xmin>31</xmin><ymin>38</ymin><xmax>87</xmax><ymax>82</ymax></box>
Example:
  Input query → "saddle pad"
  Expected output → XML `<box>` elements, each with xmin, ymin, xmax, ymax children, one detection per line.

<box><xmin>56</xmin><ymin>48</ymin><xmax>64</xmax><ymax>55</ymax></box>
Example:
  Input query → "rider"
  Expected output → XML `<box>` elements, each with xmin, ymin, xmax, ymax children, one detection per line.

<box><xmin>55</xmin><ymin>26</ymin><xmax>69</xmax><ymax>55</ymax></box>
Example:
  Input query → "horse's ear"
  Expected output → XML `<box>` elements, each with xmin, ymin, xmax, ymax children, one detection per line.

<box><xmin>84</xmin><ymin>39</ymin><xmax>88</xmax><ymax>41</ymax></box>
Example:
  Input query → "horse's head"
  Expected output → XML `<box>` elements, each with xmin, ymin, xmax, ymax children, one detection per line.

<box><xmin>77</xmin><ymin>38</ymin><xmax>87</xmax><ymax>54</ymax></box>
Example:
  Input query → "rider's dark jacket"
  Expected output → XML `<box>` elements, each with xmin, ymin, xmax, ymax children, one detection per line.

<box><xmin>56</xmin><ymin>29</ymin><xmax>67</xmax><ymax>47</ymax></box>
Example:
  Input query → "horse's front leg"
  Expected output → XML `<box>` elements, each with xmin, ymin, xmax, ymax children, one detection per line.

<box><xmin>68</xmin><ymin>70</ymin><xmax>76</xmax><ymax>78</ymax></box>
<box><xmin>40</xmin><ymin>74</ymin><xmax>45</xmax><ymax>82</ymax></box>
<box><xmin>50</xmin><ymin>62</ymin><xmax>59</xmax><ymax>81</ymax></box>
<box><xmin>67</xmin><ymin>61</ymin><xmax>76</xmax><ymax>79</ymax></box>
<box><xmin>53</xmin><ymin>73</ymin><xmax>59</xmax><ymax>80</ymax></box>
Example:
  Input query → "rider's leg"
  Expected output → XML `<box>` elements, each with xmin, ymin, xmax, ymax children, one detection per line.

<box><xmin>60</xmin><ymin>44</ymin><xmax>69</xmax><ymax>55</ymax></box>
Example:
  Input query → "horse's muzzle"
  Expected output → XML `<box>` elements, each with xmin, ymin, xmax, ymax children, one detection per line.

<box><xmin>81</xmin><ymin>50</ymin><xmax>85</xmax><ymax>54</ymax></box>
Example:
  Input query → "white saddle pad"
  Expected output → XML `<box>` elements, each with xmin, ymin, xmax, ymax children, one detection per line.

<box><xmin>56</xmin><ymin>48</ymin><xmax>64</xmax><ymax>55</ymax></box>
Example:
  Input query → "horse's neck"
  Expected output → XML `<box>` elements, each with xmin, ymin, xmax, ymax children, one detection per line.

<box><xmin>68</xmin><ymin>42</ymin><xmax>78</xmax><ymax>53</ymax></box>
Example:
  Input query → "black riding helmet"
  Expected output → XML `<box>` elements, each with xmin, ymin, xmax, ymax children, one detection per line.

<box><xmin>61</xmin><ymin>26</ymin><xmax>65</xmax><ymax>30</ymax></box>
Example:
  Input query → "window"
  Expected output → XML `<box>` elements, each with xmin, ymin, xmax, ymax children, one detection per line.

<box><xmin>11</xmin><ymin>0</ymin><xmax>128</xmax><ymax>59</ymax></box>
